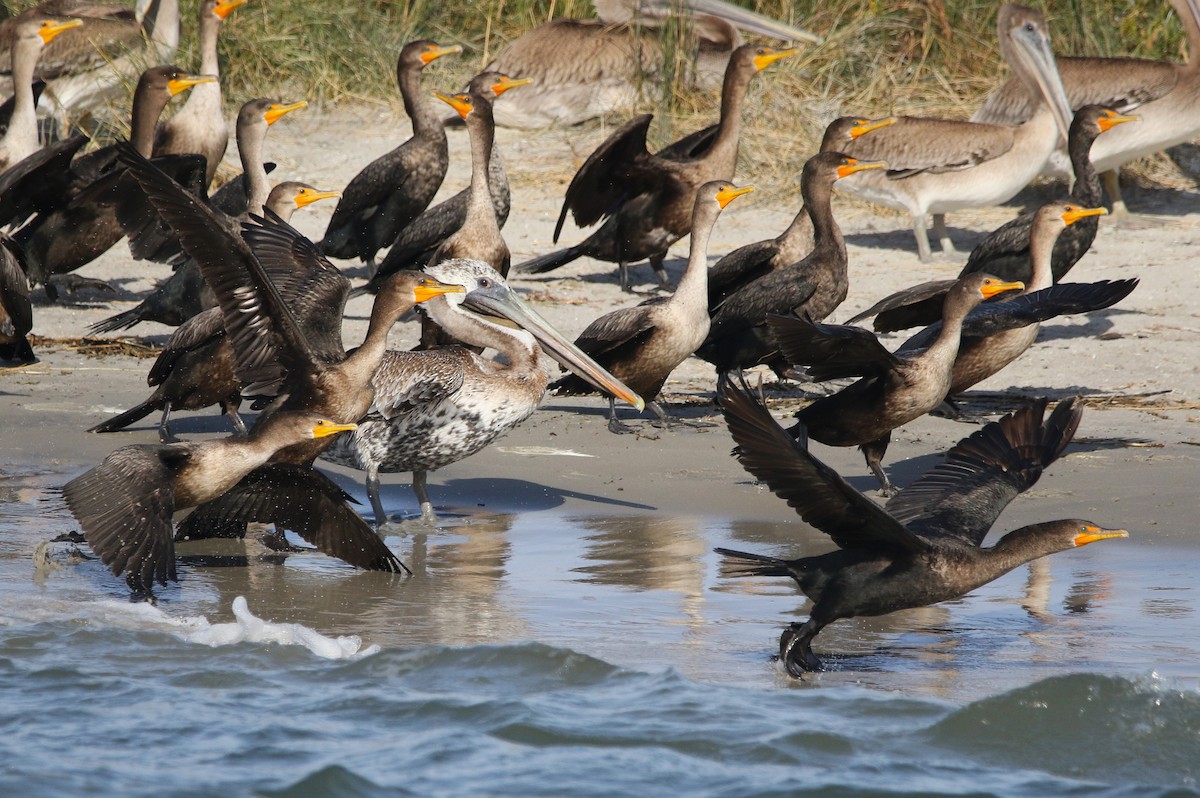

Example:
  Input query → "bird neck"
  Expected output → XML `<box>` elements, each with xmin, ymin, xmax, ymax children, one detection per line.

<box><xmin>423</xmin><ymin>296</ymin><xmax>537</xmax><ymax>367</ymax></box>
<box><xmin>707</xmin><ymin>65</ymin><xmax>750</xmax><ymax>165</ymax></box>
<box><xmin>398</xmin><ymin>63</ymin><xmax>441</xmax><ymax>138</ymax></box>
<box><xmin>1027</xmin><ymin>222</ymin><xmax>1058</xmax><ymax>292</ymax></box>
<box><xmin>463</xmin><ymin>112</ymin><xmax>497</xmax><ymax>228</ymax></box>
<box><xmin>130</xmin><ymin>85</ymin><xmax>172</xmax><ymax>156</ymax></box>
<box><xmin>4</xmin><ymin>37</ymin><xmax>40</xmax><ymax>159</ymax></box>
<box><xmin>926</xmin><ymin>292</ymin><xmax>974</xmax><ymax>363</ymax></box>
<box><xmin>196</xmin><ymin>8</ymin><xmax>222</xmax><ymax>76</ymax></box>
<box><xmin>237</xmin><ymin>123</ymin><xmax>270</xmax><ymax>214</ymax></box>
<box><xmin>803</xmin><ymin>175</ymin><xmax>844</xmax><ymax>261</ymax></box>
<box><xmin>1068</xmin><ymin>129</ymin><xmax>1102</xmax><ymax>206</ymax></box>
<box><xmin>675</xmin><ymin>205</ymin><xmax>717</xmax><ymax>308</ymax></box>
<box><xmin>985</xmin><ymin>522</ymin><xmax>1074</xmax><ymax>573</ymax></box>
<box><xmin>341</xmin><ymin>293</ymin><xmax>404</xmax><ymax>384</ymax></box>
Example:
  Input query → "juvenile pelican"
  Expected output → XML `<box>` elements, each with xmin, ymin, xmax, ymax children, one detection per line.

<box><xmin>484</xmin><ymin>0</ymin><xmax>819</xmax><ymax>128</ymax></box>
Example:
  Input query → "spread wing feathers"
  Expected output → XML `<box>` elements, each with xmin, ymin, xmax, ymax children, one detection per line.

<box><xmin>960</xmin><ymin>212</ymin><xmax>1040</xmax><ymax>279</ymax></box>
<box><xmin>658</xmin><ymin>122</ymin><xmax>719</xmax><ymax>161</ymax></box>
<box><xmin>555</xmin><ymin>114</ymin><xmax>657</xmax><ymax>239</ymax></box>
<box><xmin>115</xmin><ymin>153</ymin><xmax>209</xmax><ymax>263</ymax></box>
<box><xmin>767</xmin><ymin>313</ymin><xmax>902</xmax><ymax>381</ymax></box>
<box><xmin>572</xmin><ymin>304</ymin><xmax>658</xmax><ymax>357</ymax></box>
<box><xmin>369</xmin><ymin>349</ymin><xmax>468</xmax><ymax>419</ymax></box>
<box><xmin>846</xmin><ymin>279</ymin><xmax>957</xmax><ymax>332</ymax></box>
<box><xmin>240</xmin><ymin>209</ymin><xmax>351</xmax><ymax>363</ymax></box>
<box><xmin>898</xmin><ymin>279</ymin><xmax>1139</xmax><ymax>354</ymax></box>
<box><xmin>972</xmin><ymin>57</ymin><xmax>1178</xmax><ymax>126</ymax></box>
<box><xmin>147</xmin><ymin>308</ymin><xmax>224</xmax><ymax>386</ymax></box>
<box><xmin>61</xmin><ymin>446</ymin><xmax>184</xmax><ymax>587</ymax></box>
<box><xmin>844</xmin><ymin>117</ymin><xmax>1016</xmax><ymax>176</ymax></box>
<box><xmin>718</xmin><ymin>377</ymin><xmax>931</xmax><ymax>553</ymax></box>
<box><xmin>0</xmin><ymin>134</ymin><xmax>87</xmax><ymax>228</ymax></box>
<box><xmin>174</xmin><ymin>464</ymin><xmax>409</xmax><ymax>573</ymax></box>
<box><xmin>707</xmin><ymin>267</ymin><xmax>820</xmax><ymax>336</ymax></box>
<box><xmin>0</xmin><ymin>236</ymin><xmax>32</xmax><ymax>335</ymax></box>
<box><xmin>886</xmin><ymin>398</ymin><xmax>1082</xmax><ymax>546</ymax></box>
<box><xmin>116</xmin><ymin>143</ymin><xmax>320</xmax><ymax>393</ymax></box>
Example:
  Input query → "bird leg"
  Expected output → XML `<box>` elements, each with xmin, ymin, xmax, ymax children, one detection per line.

<box><xmin>932</xmin><ymin>214</ymin><xmax>957</xmax><ymax>256</ymax></box>
<box><xmin>618</xmin><ymin>261</ymin><xmax>632</xmax><ymax>293</ymax></box>
<box><xmin>779</xmin><ymin>619</ymin><xmax>824</xmax><ymax>676</ymax></box>
<box><xmin>649</xmin><ymin>253</ymin><xmax>672</xmax><ymax>291</ymax></box>
<box><xmin>860</xmin><ymin>433</ymin><xmax>895</xmax><ymax>496</ymax></box>
<box><xmin>366</xmin><ymin>466</ymin><xmax>389</xmax><ymax>529</ymax></box>
<box><xmin>365</xmin><ymin>255</ymin><xmax>378</xmax><ymax>279</ymax></box>
<box><xmin>1102</xmin><ymin>169</ymin><xmax>1129</xmax><ymax>220</ymax></box>
<box><xmin>413</xmin><ymin>470</ymin><xmax>438</xmax><ymax>524</ymax></box>
<box><xmin>222</xmin><ymin>398</ymin><xmax>247</xmax><ymax>437</ymax></box>
<box><xmin>157</xmin><ymin>401</ymin><xmax>177</xmax><ymax>444</ymax></box>
<box><xmin>607</xmin><ymin>396</ymin><xmax>639</xmax><ymax>434</ymax></box>
<box><xmin>911</xmin><ymin>214</ymin><xmax>934</xmax><ymax>262</ymax></box>
<box><xmin>648</xmin><ymin>400</ymin><xmax>715</xmax><ymax>430</ymax></box>
<box><xmin>259</xmin><ymin>526</ymin><xmax>306</xmax><ymax>553</ymax></box>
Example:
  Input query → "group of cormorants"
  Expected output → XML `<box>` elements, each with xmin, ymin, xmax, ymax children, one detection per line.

<box><xmin>6</xmin><ymin>0</ymin><xmax>1189</xmax><ymax>675</ymax></box>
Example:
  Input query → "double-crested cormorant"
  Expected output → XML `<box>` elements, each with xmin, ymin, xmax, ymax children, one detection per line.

<box><xmin>483</xmin><ymin>0</ymin><xmax>818</xmax><ymax>128</ymax></box>
<box><xmin>714</xmin><ymin>381</ymin><xmax>1127</xmax><ymax>675</ymax></box>
<box><xmin>319</xmin><ymin>259</ymin><xmax>645</xmax><ymax>524</ymax></box>
<box><xmin>4</xmin><ymin>0</ymin><xmax>180</xmax><ymax>127</ymax></box>
<box><xmin>318</xmin><ymin>39</ymin><xmax>461</xmax><ymax>272</ymax></box>
<box><xmin>833</xmin><ymin>4</ymin><xmax>1073</xmax><ymax>261</ymax></box>
<box><xmin>516</xmin><ymin>43</ymin><xmax>796</xmax><ymax>291</ymax></box>
<box><xmin>971</xmin><ymin>0</ymin><xmax>1200</xmax><ymax>216</ymax></box>
<box><xmin>152</xmin><ymin>0</ymin><xmax>244</xmax><ymax>187</ymax></box>
<box><xmin>705</xmin><ymin>117</ymin><xmax>895</xmax><ymax>309</ymax></box>
<box><xmin>768</xmin><ymin>273</ymin><xmax>1025</xmax><ymax>493</ymax></box>
<box><xmin>63</xmin><ymin>412</ymin><xmax>405</xmax><ymax>594</ymax></box>
<box><xmin>369</xmin><ymin>72</ymin><xmax>530</xmax><ymax>285</ymax></box>
<box><xmin>0</xmin><ymin>17</ymin><xmax>82</xmax><ymax>172</ymax></box>
<box><xmin>87</xmin><ymin>182</ymin><xmax>343</xmax><ymax>442</ymax></box>
<box><xmin>0</xmin><ymin>235</ymin><xmax>33</xmax><ymax>363</ymax></box>
<box><xmin>695</xmin><ymin>151</ymin><xmax>884</xmax><ymax>374</ymax></box>
<box><xmin>92</xmin><ymin>97</ymin><xmax>312</xmax><ymax>333</ymax></box>
<box><xmin>961</xmin><ymin>106</ymin><xmax>1138</xmax><ymax>284</ymax></box>
<box><xmin>11</xmin><ymin>64</ymin><xmax>214</xmax><ymax>296</ymax></box>
<box><xmin>551</xmin><ymin>180</ymin><xmax>753</xmax><ymax>431</ymax></box>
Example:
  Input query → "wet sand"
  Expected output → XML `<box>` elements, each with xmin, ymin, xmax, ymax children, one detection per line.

<box><xmin>3</xmin><ymin>107</ymin><xmax>1200</xmax><ymax>692</ymax></box>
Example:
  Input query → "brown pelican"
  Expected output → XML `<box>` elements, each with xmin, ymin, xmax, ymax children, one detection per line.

<box><xmin>153</xmin><ymin>0</ymin><xmax>245</xmax><ymax>187</ymax></box>
<box><xmin>483</xmin><ymin>0</ymin><xmax>819</xmax><ymax>128</ymax></box>
<box><xmin>695</xmin><ymin>152</ymin><xmax>884</xmax><ymax>375</ymax></box>
<box><xmin>551</xmin><ymin>180</ymin><xmax>753</xmax><ymax>432</ymax></box>
<box><xmin>0</xmin><ymin>17</ymin><xmax>82</xmax><ymax>172</ymax></box>
<box><xmin>714</xmin><ymin>383</ymin><xmax>1126</xmax><ymax>676</ymax></box>
<box><xmin>971</xmin><ymin>0</ymin><xmax>1200</xmax><ymax>217</ymax></box>
<box><xmin>319</xmin><ymin>259</ymin><xmax>645</xmax><ymax>525</ymax></box>
<box><xmin>834</xmin><ymin>3</ymin><xmax>1073</xmax><ymax>261</ymax></box>
<box><xmin>319</xmin><ymin>39</ymin><xmax>461</xmax><ymax>272</ymax></box>
<box><xmin>62</xmin><ymin>412</ymin><xmax>404</xmax><ymax>595</ymax></box>
<box><xmin>517</xmin><ymin>43</ymin><xmax>797</xmax><ymax>290</ymax></box>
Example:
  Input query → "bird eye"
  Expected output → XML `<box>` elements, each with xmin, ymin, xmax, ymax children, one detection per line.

<box><xmin>756</xmin><ymin>48</ymin><xmax>767</xmax><ymax>55</ymax></box>
<box><xmin>1024</xmin><ymin>22</ymin><xmax>1036</xmax><ymax>32</ymax></box>
<box><xmin>479</xmin><ymin>278</ymin><xmax>491</xmax><ymax>288</ymax></box>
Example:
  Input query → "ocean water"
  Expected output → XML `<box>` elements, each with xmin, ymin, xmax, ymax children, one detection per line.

<box><xmin>1</xmin><ymin>465</ymin><xmax>1197</xmax><ymax>797</ymax></box>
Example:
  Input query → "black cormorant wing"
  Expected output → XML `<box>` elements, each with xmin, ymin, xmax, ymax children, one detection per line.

<box><xmin>719</xmin><ymin>377</ymin><xmax>931</xmax><ymax>554</ymax></box>
<box><xmin>845</xmin><ymin>278</ymin><xmax>957</xmax><ymax>332</ymax></box>
<box><xmin>174</xmin><ymin>463</ymin><xmax>408</xmax><ymax>573</ymax></box>
<box><xmin>571</xmin><ymin>303</ymin><xmax>660</xmax><ymax>358</ymax></box>
<box><xmin>897</xmin><ymin>279</ymin><xmax>1139</xmax><ymax>355</ymax></box>
<box><xmin>61</xmin><ymin>445</ymin><xmax>184</xmax><ymax>588</ymax></box>
<box><xmin>767</xmin><ymin>313</ymin><xmax>902</xmax><ymax>381</ymax></box>
<box><xmin>886</xmin><ymin>398</ymin><xmax>1082</xmax><ymax>547</ymax></box>
<box><xmin>554</xmin><ymin>113</ymin><xmax>658</xmax><ymax>239</ymax></box>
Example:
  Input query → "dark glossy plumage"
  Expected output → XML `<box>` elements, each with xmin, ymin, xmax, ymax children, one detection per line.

<box><xmin>368</xmin><ymin>71</ymin><xmax>526</xmax><ymax>286</ymax></box>
<box><xmin>0</xmin><ymin>235</ymin><xmax>34</xmax><ymax>363</ymax></box>
<box><xmin>769</xmin><ymin>273</ymin><xmax>1023</xmax><ymax>493</ymax></box>
<box><xmin>319</xmin><ymin>40</ymin><xmax>460</xmax><ymax>268</ymax></box>
<box><xmin>516</xmin><ymin>44</ymin><xmax>795</xmax><ymax>291</ymax></box>
<box><xmin>9</xmin><ymin>65</ymin><xmax>212</xmax><ymax>297</ymax></box>
<box><xmin>960</xmin><ymin>106</ymin><xmax>1138</xmax><ymax>285</ymax></box>
<box><xmin>696</xmin><ymin>151</ymin><xmax>877</xmax><ymax>374</ymax></box>
<box><xmin>714</xmin><ymin>379</ymin><xmax>1126</xmax><ymax>675</ymax></box>
<box><xmin>63</xmin><ymin>411</ymin><xmax>402</xmax><ymax>593</ymax></box>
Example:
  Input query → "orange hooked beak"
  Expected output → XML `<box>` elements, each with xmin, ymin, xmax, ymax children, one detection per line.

<box><xmin>836</xmin><ymin>158</ymin><xmax>886</xmax><ymax>179</ymax></box>
<box><xmin>435</xmin><ymin>91</ymin><xmax>473</xmax><ymax>120</ymax></box>
<box><xmin>1061</xmin><ymin>205</ymin><xmax>1108</xmax><ymax>226</ymax></box>
<box><xmin>979</xmin><ymin>279</ymin><xmax>1024</xmax><ymax>299</ymax></box>
<box><xmin>264</xmin><ymin>100</ymin><xmax>307</xmax><ymax>125</ymax></box>
<box><xmin>715</xmin><ymin>184</ymin><xmax>755</xmax><ymax>209</ymax></box>
<box><xmin>850</xmin><ymin>117</ymin><xmax>896</xmax><ymax>139</ymax></box>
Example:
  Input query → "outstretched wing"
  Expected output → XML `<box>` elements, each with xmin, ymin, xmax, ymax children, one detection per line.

<box><xmin>174</xmin><ymin>464</ymin><xmax>408</xmax><ymax>573</ymax></box>
<box><xmin>887</xmin><ymin>398</ymin><xmax>1082</xmax><ymax>546</ymax></box>
<box><xmin>767</xmin><ymin>314</ymin><xmax>902</xmax><ymax>381</ymax></box>
<box><xmin>719</xmin><ymin>377</ymin><xmax>930</xmax><ymax>553</ymax></box>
